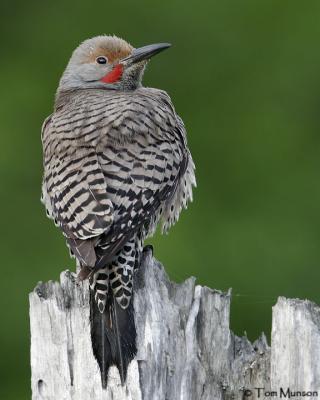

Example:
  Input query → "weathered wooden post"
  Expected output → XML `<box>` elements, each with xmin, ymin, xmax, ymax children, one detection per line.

<box><xmin>30</xmin><ymin>250</ymin><xmax>320</xmax><ymax>399</ymax></box>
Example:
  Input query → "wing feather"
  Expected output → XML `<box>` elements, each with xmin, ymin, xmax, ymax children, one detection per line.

<box><xmin>41</xmin><ymin>88</ymin><xmax>195</xmax><ymax>269</ymax></box>
<box><xmin>41</xmin><ymin>117</ymin><xmax>114</xmax><ymax>265</ymax></box>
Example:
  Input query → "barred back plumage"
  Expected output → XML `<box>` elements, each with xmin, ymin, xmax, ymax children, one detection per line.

<box><xmin>41</xmin><ymin>35</ymin><xmax>196</xmax><ymax>386</ymax></box>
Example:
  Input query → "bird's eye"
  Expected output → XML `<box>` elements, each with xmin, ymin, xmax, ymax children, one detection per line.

<box><xmin>96</xmin><ymin>56</ymin><xmax>108</xmax><ymax>64</ymax></box>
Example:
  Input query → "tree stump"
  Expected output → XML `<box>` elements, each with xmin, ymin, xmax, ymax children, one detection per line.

<box><xmin>30</xmin><ymin>250</ymin><xmax>320</xmax><ymax>399</ymax></box>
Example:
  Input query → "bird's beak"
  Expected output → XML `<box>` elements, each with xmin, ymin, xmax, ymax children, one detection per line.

<box><xmin>122</xmin><ymin>43</ymin><xmax>171</xmax><ymax>65</ymax></box>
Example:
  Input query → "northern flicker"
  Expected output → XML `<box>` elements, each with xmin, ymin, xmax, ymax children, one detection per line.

<box><xmin>41</xmin><ymin>35</ymin><xmax>196</xmax><ymax>386</ymax></box>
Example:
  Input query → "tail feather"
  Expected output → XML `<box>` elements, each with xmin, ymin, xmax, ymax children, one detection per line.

<box><xmin>90</xmin><ymin>291</ymin><xmax>137</xmax><ymax>387</ymax></box>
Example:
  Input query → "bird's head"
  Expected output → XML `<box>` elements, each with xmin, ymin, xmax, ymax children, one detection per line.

<box><xmin>58</xmin><ymin>35</ymin><xmax>171</xmax><ymax>93</ymax></box>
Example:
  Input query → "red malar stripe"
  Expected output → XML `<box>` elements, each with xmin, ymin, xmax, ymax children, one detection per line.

<box><xmin>100</xmin><ymin>64</ymin><xmax>124</xmax><ymax>83</ymax></box>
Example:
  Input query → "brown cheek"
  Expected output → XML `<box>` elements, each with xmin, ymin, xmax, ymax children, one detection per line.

<box><xmin>100</xmin><ymin>64</ymin><xmax>124</xmax><ymax>83</ymax></box>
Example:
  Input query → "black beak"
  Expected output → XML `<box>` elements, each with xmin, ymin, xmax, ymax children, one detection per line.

<box><xmin>122</xmin><ymin>43</ymin><xmax>171</xmax><ymax>65</ymax></box>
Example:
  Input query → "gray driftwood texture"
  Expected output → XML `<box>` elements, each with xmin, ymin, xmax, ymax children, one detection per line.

<box><xmin>30</xmin><ymin>250</ymin><xmax>320</xmax><ymax>399</ymax></box>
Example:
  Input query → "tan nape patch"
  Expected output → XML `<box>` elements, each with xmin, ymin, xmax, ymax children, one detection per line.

<box><xmin>86</xmin><ymin>44</ymin><xmax>133</xmax><ymax>64</ymax></box>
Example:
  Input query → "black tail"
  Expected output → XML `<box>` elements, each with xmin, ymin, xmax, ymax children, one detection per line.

<box><xmin>90</xmin><ymin>291</ymin><xmax>137</xmax><ymax>388</ymax></box>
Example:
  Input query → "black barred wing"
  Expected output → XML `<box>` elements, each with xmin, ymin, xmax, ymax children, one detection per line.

<box><xmin>161</xmin><ymin>115</ymin><xmax>196</xmax><ymax>233</ymax></box>
<box><xmin>41</xmin><ymin>119</ymin><xmax>114</xmax><ymax>265</ymax></box>
<box><xmin>95</xmin><ymin>133</ymin><xmax>187</xmax><ymax>268</ymax></box>
<box><xmin>41</xmin><ymin>88</ymin><xmax>193</xmax><ymax>268</ymax></box>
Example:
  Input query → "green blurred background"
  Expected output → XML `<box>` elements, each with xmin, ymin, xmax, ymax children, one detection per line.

<box><xmin>2</xmin><ymin>0</ymin><xmax>320</xmax><ymax>397</ymax></box>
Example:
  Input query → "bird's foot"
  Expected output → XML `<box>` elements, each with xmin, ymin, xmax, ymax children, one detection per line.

<box><xmin>143</xmin><ymin>244</ymin><xmax>154</xmax><ymax>256</ymax></box>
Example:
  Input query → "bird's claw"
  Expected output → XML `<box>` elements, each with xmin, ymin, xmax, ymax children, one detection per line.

<box><xmin>143</xmin><ymin>244</ymin><xmax>154</xmax><ymax>256</ymax></box>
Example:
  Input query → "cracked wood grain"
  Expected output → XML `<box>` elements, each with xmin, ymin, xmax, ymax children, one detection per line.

<box><xmin>30</xmin><ymin>250</ymin><xmax>320</xmax><ymax>399</ymax></box>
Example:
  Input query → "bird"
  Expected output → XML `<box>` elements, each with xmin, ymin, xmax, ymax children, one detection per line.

<box><xmin>41</xmin><ymin>35</ymin><xmax>196</xmax><ymax>387</ymax></box>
